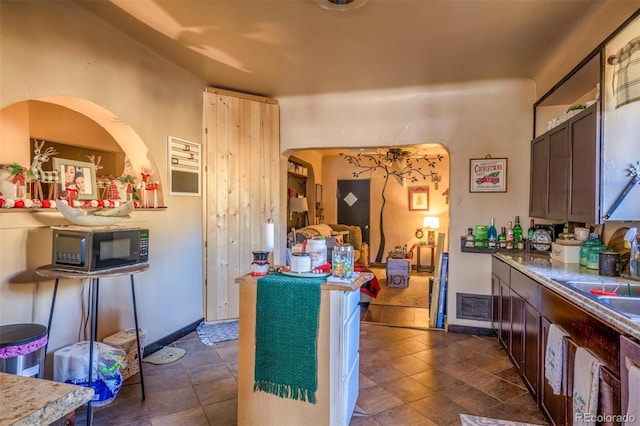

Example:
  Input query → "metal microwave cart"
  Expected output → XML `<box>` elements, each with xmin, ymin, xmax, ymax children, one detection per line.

<box><xmin>35</xmin><ymin>263</ymin><xmax>149</xmax><ymax>426</ymax></box>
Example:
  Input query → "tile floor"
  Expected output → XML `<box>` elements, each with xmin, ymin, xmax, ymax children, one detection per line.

<box><xmin>78</xmin><ymin>324</ymin><xmax>549</xmax><ymax>425</ymax></box>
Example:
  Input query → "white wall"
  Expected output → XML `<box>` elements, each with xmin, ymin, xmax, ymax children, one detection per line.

<box><xmin>279</xmin><ymin>80</ymin><xmax>535</xmax><ymax>327</ymax></box>
<box><xmin>0</xmin><ymin>1</ymin><xmax>205</xmax><ymax>363</ymax></box>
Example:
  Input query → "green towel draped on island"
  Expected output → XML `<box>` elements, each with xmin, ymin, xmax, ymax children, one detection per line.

<box><xmin>254</xmin><ymin>273</ymin><xmax>324</xmax><ymax>404</ymax></box>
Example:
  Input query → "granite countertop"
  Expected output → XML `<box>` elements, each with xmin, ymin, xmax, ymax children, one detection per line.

<box><xmin>0</xmin><ymin>373</ymin><xmax>93</xmax><ymax>426</ymax></box>
<box><xmin>495</xmin><ymin>252</ymin><xmax>640</xmax><ymax>341</ymax></box>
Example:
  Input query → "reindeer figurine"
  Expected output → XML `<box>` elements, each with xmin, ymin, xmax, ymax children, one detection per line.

<box><xmin>86</xmin><ymin>155</ymin><xmax>111</xmax><ymax>199</ymax></box>
<box><xmin>137</xmin><ymin>172</ymin><xmax>151</xmax><ymax>207</ymax></box>
<box><xmin>29</xmin><ymin>140</ymin><xmax>59</xmax><ymax>200</ymax></box>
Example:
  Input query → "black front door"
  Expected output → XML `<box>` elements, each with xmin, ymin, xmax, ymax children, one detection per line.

<box><xmin>337</xmin><ymin>179</ymin><xmax>370</xmax><ymax>244</ymax></box>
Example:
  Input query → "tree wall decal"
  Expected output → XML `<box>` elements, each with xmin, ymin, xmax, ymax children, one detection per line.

<box><xmin>341</xmin><ymin>149</ymin><xmax>443</xmax><ymax>263</ymax></box>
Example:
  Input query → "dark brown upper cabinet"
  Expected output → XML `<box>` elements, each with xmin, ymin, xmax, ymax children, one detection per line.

<box><xmin>530</xmin><ymin>51</ymin><xmax>601</xmax><ymax>223</ymax></box>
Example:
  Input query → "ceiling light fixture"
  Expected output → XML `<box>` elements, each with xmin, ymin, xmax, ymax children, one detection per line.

<box><xmin>315</xmin><ymin>0</ymin><xmax>369</xmax><ymax>12</ymax></box>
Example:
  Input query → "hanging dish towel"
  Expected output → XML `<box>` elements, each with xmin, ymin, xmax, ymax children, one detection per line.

<box><xmin>545</xmin><ymin>324</ymin><xmax>568</xmax><ymax>395</ymax></box>
<box><xmin>253</xmin><ymin>273</ymin><xmax>324</xmax><ymax>404</ymax></box>
<box><xmin>625</xmin><ymin>357</ymin><xmax>640</xmax><ymax>424</ymax></box>
<box><xmin>573</xmin><ymin>347</ymin><xmax>603</xmax><ymax>425</ymax></box>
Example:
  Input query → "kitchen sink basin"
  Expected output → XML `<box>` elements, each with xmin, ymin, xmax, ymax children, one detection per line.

<box><xmin>596</xmin><ymin>296</ymin><xmax>640</xmax><ymax>318</ymax></box>
<box><xmin>562</xmin><ymin>281</ymin><xmax>640</xmax><ymax>297</ymax></box>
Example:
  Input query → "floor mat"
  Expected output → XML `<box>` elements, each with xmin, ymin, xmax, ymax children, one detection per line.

<box><xmin>460</xmin><ymin>414</ymin><xmax>542</xmax><ymax>426</ymax></box>
<box><xmin>196</xmin><ymin>320</ymin><xmax>239</xmax><ymax>346</ymax></box>
<box><xmin>142</xmin><ymin>346</ymin><xmax>186</xmax><ymax>365</ymax></box>
<box><xmin>370</xmin><ymin>275</ymin><xmax>430</xmax><ymax>307</ymax></box>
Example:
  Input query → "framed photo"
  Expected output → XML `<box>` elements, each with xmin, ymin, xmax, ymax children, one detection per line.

<box><xmin>408</xmin><ymin>187</ymin><xmax>429</xmax><ymax>211</ymax></box>
<box><xmin>52</xmin><ymin>158</ymin><xmax>97</xmax><ymax>200</ymax></box>
<box><xmin>469</xmin><ymin>157</ymin><xmax>507</xmax><ymax>193</ymax></box>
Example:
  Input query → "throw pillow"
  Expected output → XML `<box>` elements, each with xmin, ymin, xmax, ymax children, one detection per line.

<box><xmin>331</xmin><ymin>230</ymin><xmax>350</xmax><ymax>245</ymax></box>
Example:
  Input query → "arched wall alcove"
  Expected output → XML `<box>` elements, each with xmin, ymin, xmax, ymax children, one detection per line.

<box><xmin>0</xmin><ymin>96</ymin><xmax>164</xmax><ymax>206</ymax></box>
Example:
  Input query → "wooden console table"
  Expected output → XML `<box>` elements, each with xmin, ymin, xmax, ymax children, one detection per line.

<box><xmin>35</xmin><ymin>263</ymin><xmax>149</xmax><ymax>425</ymax></box>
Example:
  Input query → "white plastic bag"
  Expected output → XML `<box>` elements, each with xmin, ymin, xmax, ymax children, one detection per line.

<box><xmin>54</xmin><ymin>341</ymin><xmax>126</xmax><ymax>406</ymax></box>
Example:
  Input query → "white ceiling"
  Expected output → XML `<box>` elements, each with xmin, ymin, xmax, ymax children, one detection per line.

<box><xmin>78</xmin><ymin>0</ymin><xmax>620</xmax><ymax>99</ymax></box>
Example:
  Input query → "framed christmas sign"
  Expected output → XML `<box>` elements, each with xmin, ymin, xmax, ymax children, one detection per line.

<box><xmin>469</xmin><ymin>156</ymin><xmax>507</xmax><ymax>193</ymax></box>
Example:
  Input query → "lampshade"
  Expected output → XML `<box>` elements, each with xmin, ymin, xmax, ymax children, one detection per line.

<box><xmin>289</xmin><ymin>197</ymin><xmax>309</xmax><ymax>212</ymax></box>
<box><xmin>422</xmin><ymin>216</ymin><xmax>440</xmax><ymax>229</ymax></box>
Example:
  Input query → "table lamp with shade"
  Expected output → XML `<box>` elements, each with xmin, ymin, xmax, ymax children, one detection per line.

<box><xmin>289</xmin><ymin>197</ymin><xmax>309</xmax><ymax>228</ymax></box>
<box><xmin>416</xmin><ymin>216</ymin><xmax>440</xmax><ymax>244</ymax></box>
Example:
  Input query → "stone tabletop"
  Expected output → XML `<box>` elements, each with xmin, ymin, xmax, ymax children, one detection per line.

<box><xmin>0</xmin><ymin>372</ymin><xmax>93</xmax><ymax>426</ymax></box>
<box><xmin>495</xmin><ymin>252</ymin><xmax>640</xmax><ymax>341</ymax></box>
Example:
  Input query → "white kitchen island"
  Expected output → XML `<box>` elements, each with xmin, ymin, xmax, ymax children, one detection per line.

<box><xmin>235</xmin><ymin>272</ymin><xmax>372</xmax><ymax>426</ymax></box>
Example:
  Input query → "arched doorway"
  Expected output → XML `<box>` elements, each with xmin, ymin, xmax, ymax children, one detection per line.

<box><xmin>290</xmin><ymin>144</ymin><xmax>450</xmax><ymax>329</ymax></box>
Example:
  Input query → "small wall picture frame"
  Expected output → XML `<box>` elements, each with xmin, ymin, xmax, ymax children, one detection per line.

<box><xmin>52</xmin><ymin>158</ymin><xmax>97</xmax><ymax>200</ymax></box>
<box><xmin>408</xmin><ymin>187</ymin><xmax>429</xmax><ymax>211</ymax></box>
<box><xmin>469</xmin><ymin>156</ymin><xmax>507</xmax><ymax>193</ymax></box>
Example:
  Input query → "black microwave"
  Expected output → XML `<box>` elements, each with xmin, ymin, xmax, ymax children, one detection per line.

<box><xmin>52</xmin><ymin>226</ymin><xmax>149</xmax><ymax>272</ymax></box>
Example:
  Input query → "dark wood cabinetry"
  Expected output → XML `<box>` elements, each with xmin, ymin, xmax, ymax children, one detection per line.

<box><xmin>529</xmin><ymin>133</ymin><xmax>550</xmax><ymax>219</ymax></box>
<box><xmin>546</xmin><ymin>124</ymin><xmax>570</xmax><ymax>220</ymax></box>
<box><xmin>529</xmin><ymin>104</ymin><xmax>598</xmax><ymax>223</ymax></box>
<box><xmin>568</xmin><ymin>105</ymin><xmax>599</xmax><ymax>223</ymax></box>
<box><xmin>541</xmin><ymin>316</ymin><xmax>568</xmax><ymax>425</ymax></box>
<box><xmin>492</xmin><ymin>256</ymin><xmax>623</xmax><ymax>425</ymax></box>
<box><xmin>510</xmin><ymin>294</ymin><xmax>524</xmax><ymax>371</ymax></box>
<box><xmin>491</xmin><ymin>258</ymin><xmax>511</xmax><ymax>349</ymax></box>
<box><xmin>509</xmin><ymin>269</ymin><xmax>541</xmax><ymax>399</ymax></box>
<box><xmin>620</xmin><ymin>336</ymin><xmax>640</xmax><ymax>417</ymax></box>
<box><xmin>499</xmin><ymin>280</ymin><xmax>510</xmax><ymax>350</ymax></box>
<box><xmin>523</xmin><ymin>301</ymin><xmax>540</xmax><ymax>398</ymax></box>
<box><xmin>530</xmin><ymin>123</ymin><xmax>569</xmax><ymax>221</ymax></box>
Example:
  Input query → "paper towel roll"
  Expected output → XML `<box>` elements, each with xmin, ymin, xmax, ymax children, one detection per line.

<box><xmin>263</xmin><ymin>221</ymin><xmax>274</xmax><ymax>252</ymax></box>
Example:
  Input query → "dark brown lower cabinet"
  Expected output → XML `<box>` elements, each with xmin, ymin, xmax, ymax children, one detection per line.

<box><xmin>491</xmin><ymin>273</ymin><xmax>500</xmax><ymax>332</ymax></box>
<box><xmin>541</xmin><ymin>316</ymin><xmax>567</xmax><ymax>425</ymax></box>
<box><xmin>523</xmin><ymin>301</ymin><xmax>539</xmax><ymax>398</ymax></box>
<box><xmin>492</xmin><ymin>257</ymin><xmax>625</xmax><ymax>426</ymax></box>
<box><xmin>620</xmin><ymin>336</ymin><xmax>640</xmax><ymax>418</ymax></box>
<box><xmin>511</xmin><ymin>294</ymin><xmax>524</xmax><ymax>371</ymax></box>
<box><xmin>499</xmin><ymin>279</ymin><xmax>510</xmax><ymax>350</ymax></box>
<box><xmin>509</xmin><ymin>291</ymin><xmax>540</xmax><ymax>400</ymax></box>
<box><xmin>565</xmin><ymin>339</ymin><xmax>621</xmax><ymax>425</ymax></box>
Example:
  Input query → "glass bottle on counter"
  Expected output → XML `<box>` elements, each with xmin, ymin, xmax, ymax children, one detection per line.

<box><xmin>527</xmin><ymin>219</ymin><xmax>535</xmax><ymax>242</ymax></box>
<box><xmin>513</xmin><ymin>216</ymin><xmax>523</xmax><ymax>248</ymax></box>
<box><xmin>498</xmin><ymin>227</ymin><xmax>506</xmax><ymax>249</ymax></box>
<box><xmin>465</xmin><ymin>228</ymin><xmax>475</xmax><ymax>248</ymax></box>
<box><xmin>506</xmin><ymin>221</ymin><xmax>514</xmax><ymax>249</ymax></box>
<box><xmin>488</xmin><ymin>218</ymin><xmax>497</xmax><ymax>249</ymax></box>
